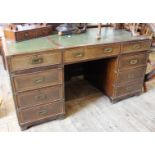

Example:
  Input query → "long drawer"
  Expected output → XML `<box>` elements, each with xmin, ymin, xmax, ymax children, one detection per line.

<box><xmin>118</xmin><ymin>52</ymin><xmax>148</xmax><ymax>70</ymax></box>
<box><xmin>16</xmin><ymin>85</ymin><xmax>63</xmax><ymax>109</ymax></box>
<box><xmin>8</xmin><ymin>51</ymin><xmax>62</xmax><ymax>72</ymax></box>
<box><xmin>16</xmin><ymin>30</ymin><xmax>36</xmax><ymax>41</ymax></box>
<box><xmin>64</xmin><ymin>43</ymin><xmax>120</xmax><ymax>63</ymax></box>
<box><xmin>36</xmin><ymin>27</ymin><xmax>53</xmax><ymax>37</ymax></box>
<box><xmin>12</xmin><ymin>68</ymin><xmax>63</xmax><ymax>92</ymax></box>
<box><xmin>114</xmin><ymin>81</ymin><xmax>143</xmax><ymax>97</ymax></box>
<box><xmin>116</xmin><ymin>67</ymin><xmax>146</xmax><ymax>84</ymax></box>
<box><xmin>121</xmin><ymin>40</ymin><xmax>151</xmax><ymax>54</ymax></box>
<box><xmin>18</xmin><ymin>101</ymin><xmax>65</xmax><ymax>124</ymax></box>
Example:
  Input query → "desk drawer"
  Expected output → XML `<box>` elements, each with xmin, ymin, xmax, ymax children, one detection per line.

<box><xmin>115</xmin><ymin>81</ymin><xmax>142</xmax><ymax>97</ymax></box>
<box><xmin>12</xmin><ymin>68</ymin><xmax>63</xmax><ymax>92</ymax></box>
<box><xmin>64</xmin><ymin>44</ymin><xmax>120</xmax><ymax>63</ymax></box>
<box><xmin>118</xmin><ymin>53</ymin><xmax>148</xmax><ymax>70</ymax></box>
<box><xmin>18</xmin><ymin>101</ymin><xmax>65</xmax><ymax>124</ymax></box>
<box><xmin>16</xmin><ymin>85</ymin><xmax>63</xmax><ymax>109</ymax></box>
<box><xmin>36</xmin><ymin>27</ymin><xmax>52</xmax><ymax>37</ymax></box>
<box><xmin>116</xmin><ymin>67</ymin><xmax>146</xmax><ymax>84</ymax></box>
<box><xmin>16</xmin><ymin>30</ymin><xmax>36</xmax><ymax>41</ymax></box>
<box><xmin>9</xmin><ymin>51</ymin><xmax>62</xmax><ymax>72</ymax></box>
<box><xmin>121</xmin><ymin>40</ymin><xmax>150</xmax><ymax>53</ymax></box>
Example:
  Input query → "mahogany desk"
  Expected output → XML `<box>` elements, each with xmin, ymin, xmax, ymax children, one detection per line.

<box><xmin>2</xmin><ymin>28</ymin><xmax>151</xmax><ymax>130</ymax></box>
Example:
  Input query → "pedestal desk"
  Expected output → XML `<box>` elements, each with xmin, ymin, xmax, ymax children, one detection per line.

<box><xmin>2</xmin><ymin>28</ymin><xmax>151</xmax><ymax>130</ymax></box>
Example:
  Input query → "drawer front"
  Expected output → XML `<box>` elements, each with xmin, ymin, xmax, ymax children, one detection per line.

<box><xmin>16</xmin><ymin>85</ymin><xmax>63</xmax><ymax>109</ymax></box>
<box><xmin>115</xmin><ymin>81</ymin><xmax>142</xmax><ymax>97</ymax></box>
<box><xmin>118</xmin><ymin>53</ymin><xmax>148</xmax><ymax>70</ymax></box>
<box><xmin>36</xmin><ymin>28</ymin><xmax>48</xmax><ymax>37</ymax></box>
<box><xmin>36</xmin><ymin>27</ymin><xmax>52</xmax><ymax>37</ymax></box>
<box><xmin>9</xmin><ymin>51</ymin><xmax>62</xmax><ymax>71</ymax></box>
<box><xmin>23</xmin><ymin>30</ymin><xmax>36</xmax><ymax>40</ymax></box>
<box><xmin>64</xmin><ymin>47</ymin><xmax>85</xmax><ymax>63</ymax></box>
<box><xmin>122</xmin><ymin>40</ymin><xmax>150</xmax><ymax>53</ymax></box>
<box><xmin>15</xmin><ymin>31</ymin><xmax>25</xmax><ymax>41</ymax></box>
<box><xmin>18</xmin><ymin>101</ymin><xmax>65</xmax><ymax>124</ymax></box>
<box><xmin>16</xmin><ymin>30</ymin><xmax>36</xmax><ymax>41</ymax></box>
<box><xmin>116</xmin><ymin>67</ymin><xmax>146</xmax><ymax>84</ymax></box>
<box><xmin>64</xmin><ymin>44</ymin><xmax>120</xmax><ymax>63</ymax></box>
<box><xmin>13</xmin><ymin>68</ymin><xmax>63</xmax><ymax>92</ymax></box>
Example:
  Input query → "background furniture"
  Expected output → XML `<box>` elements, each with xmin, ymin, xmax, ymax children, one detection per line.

<box><xmin>4</xmin><ymin>23</ymin><xmax>53</xmax><ymax>42</ymax></box>
<box><xmin>0</xmin><ymin>37</ymin><xmax>2</xmax><ymax>55</ymax></box>
<box><xmin>140</xmin><ymin>23</ymin><xmax>155</xmax><ymax>91</ymax></box>
<box><xmin>2</xmin><ymin>27</ymin><xmax>151</xmax><ymax>130</ymax></box>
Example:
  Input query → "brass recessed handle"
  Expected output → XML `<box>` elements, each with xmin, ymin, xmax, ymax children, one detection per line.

<box><xmin>104</xmin><ymin>48</ymin><xmax>113</xmax><ymax>52</ymax></box>
<box><xmin>39</xmin><ymin>109</ymin><xmax>48</xmax><ymax>115</ymax></box>
<box><xmin>31</xmin><ymin>56</ymin><xmax>43</xmax><ymax>64</ymax></box>
<box><xmin>130</xmin><ymin>59</ymin><xmax>138</xmax><ymax>65</ymax></box>
<box><xmin>33</xmin><ymin>77</ymin><xmax>45</xmax><ymax>84</ymax></box>
<box><xmin>133</xmin><ymin>44</ymin><xmax>141</xmax><ymax>50</ymax></box>
<box><xmin>35</xmin><ymin>94</ymin><xmax>47</xmax><ymax>101</ymax></box>
<box><xmin>73</xmin><ymin>51</ymin><xmax>85</xmax><ymax>58</ymax></box>
<box><xmin>126</xmin><ymin>86</ymin><xmax>134</xmax><ymax>91</ymax></box>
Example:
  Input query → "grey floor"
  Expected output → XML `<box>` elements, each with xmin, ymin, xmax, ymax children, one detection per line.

<box><xmin>0</xmin><ymin>56</ymin><xmax>155</xmax><ymax>132</ymax></box>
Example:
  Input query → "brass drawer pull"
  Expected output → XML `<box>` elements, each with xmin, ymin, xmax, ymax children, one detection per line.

<box><xmin>130</xmin><ymin>59</ymin><xmax>138</xmax><ymax>65</ymax></box>
<box><xmin>35</xmin><ymin>94</ymin><xmax>47</xmax><ymax>101</ymax></box>
<box><xmin>133</xmin><ymin>44</ymin><xmax>141</xmax><ymax>50</ymax></box>
<box><xmin>39</xmin><ymin>109</ymin><xmax>48</xmax><ymax>115</ymax></box>
<box><xmin>33</xmin><ymin>77</ymin><xmax>45</xmax><ymax>84</ymax></box>
<box><xmin>128</xmin><ymin>74</ymin><xmax>135</xmax><ymax>79</ymax></box>
<box><xmin>104</xmin><ymin>47</ymin><xmax>113</xmax><ymax>52</ymax></box>
<box><xmin>126</xmin><ymin>86</ymin><xmax>133</xmax><ymax>91</ymax></box>
<box><xmin>73</xmin><ymin>51</ymin><xmax>85</xmax><ymax>58</ymax></box>
<box><xmin>31</xmin><ymin>56</ymin><xmax>44</xmax><ymax>64</ymax></box>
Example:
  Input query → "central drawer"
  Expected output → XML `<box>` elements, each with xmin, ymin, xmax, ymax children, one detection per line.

<box><xmin>9</xmin><ymin>51</ymin><xmax>62</xmax><ymax>72</ymax></box>
<box><xmin>18</xmin><ymin>101</ymin><xmax>65</xmax><ymax>124</ymax></box>
<box><xmin>64</xmin><ymin>43</ymin><xmax>120</xmax><ymax>63</ymax></box>
<box><xmin>16</xmin><ymin>85</ymin><xmax>63</xmax><ymax>109</ymax></box>
<box><xmin>12</xmin><ymin>68</ymin><xmax>63</xmax><ymax>92</ymax></box>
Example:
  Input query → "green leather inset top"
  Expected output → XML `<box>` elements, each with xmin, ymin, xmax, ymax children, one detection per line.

<box><xmin>4</xmin><ymin>28</ymin><xmax>150</xmax><ymax>56</ymax></box>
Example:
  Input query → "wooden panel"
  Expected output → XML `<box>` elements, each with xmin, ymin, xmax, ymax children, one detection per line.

<box><xmin>4</xmin><ymin>30</ymin><xmax>16</xmax><ymax>41</ymax></box>
<box><xmin>99</xmin><ymin>58</ymin><xmax>118</xmax><ymax>97</ymax></box>
<box><xmin>114</xmin><ymin>81</ymin><xmax>142</xmax><ymax>97</ymax></box>
<box><xmin>16</xmin><ymin>85</ymin><xmax>63</xmax><ymax>109</ymax></box>
<box><xmin>121</xmin><ymin>40</ymin><xmax>151</xmax><ymax>53</ymax></box>
<box><xmin>12</xmin><ymin>68</ymin><xmax>63</xmax><ymax>92</ymax></box>
<box><xmin>9</xmin><ymin>51</ymin><xmax>62</xmax><ymax>71</ymax></box>
<box><xmin>118</xmin><ymin>53</ymin><xmax>148</xmax><ymax>70</ymax></box>
<box><xmin>116</xmin><ymin>67</ymin><xmax>146</xmax><ymax>84</ymax></box>
<box><xmin>64</xmin><ymin>44</ymin><xmax>120</xmax><ymax>63</ymax></box>
<box><xmin>18</xmin><ymin>101</ymin><xmax>65</xmax><ymax>124</ymax></box>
